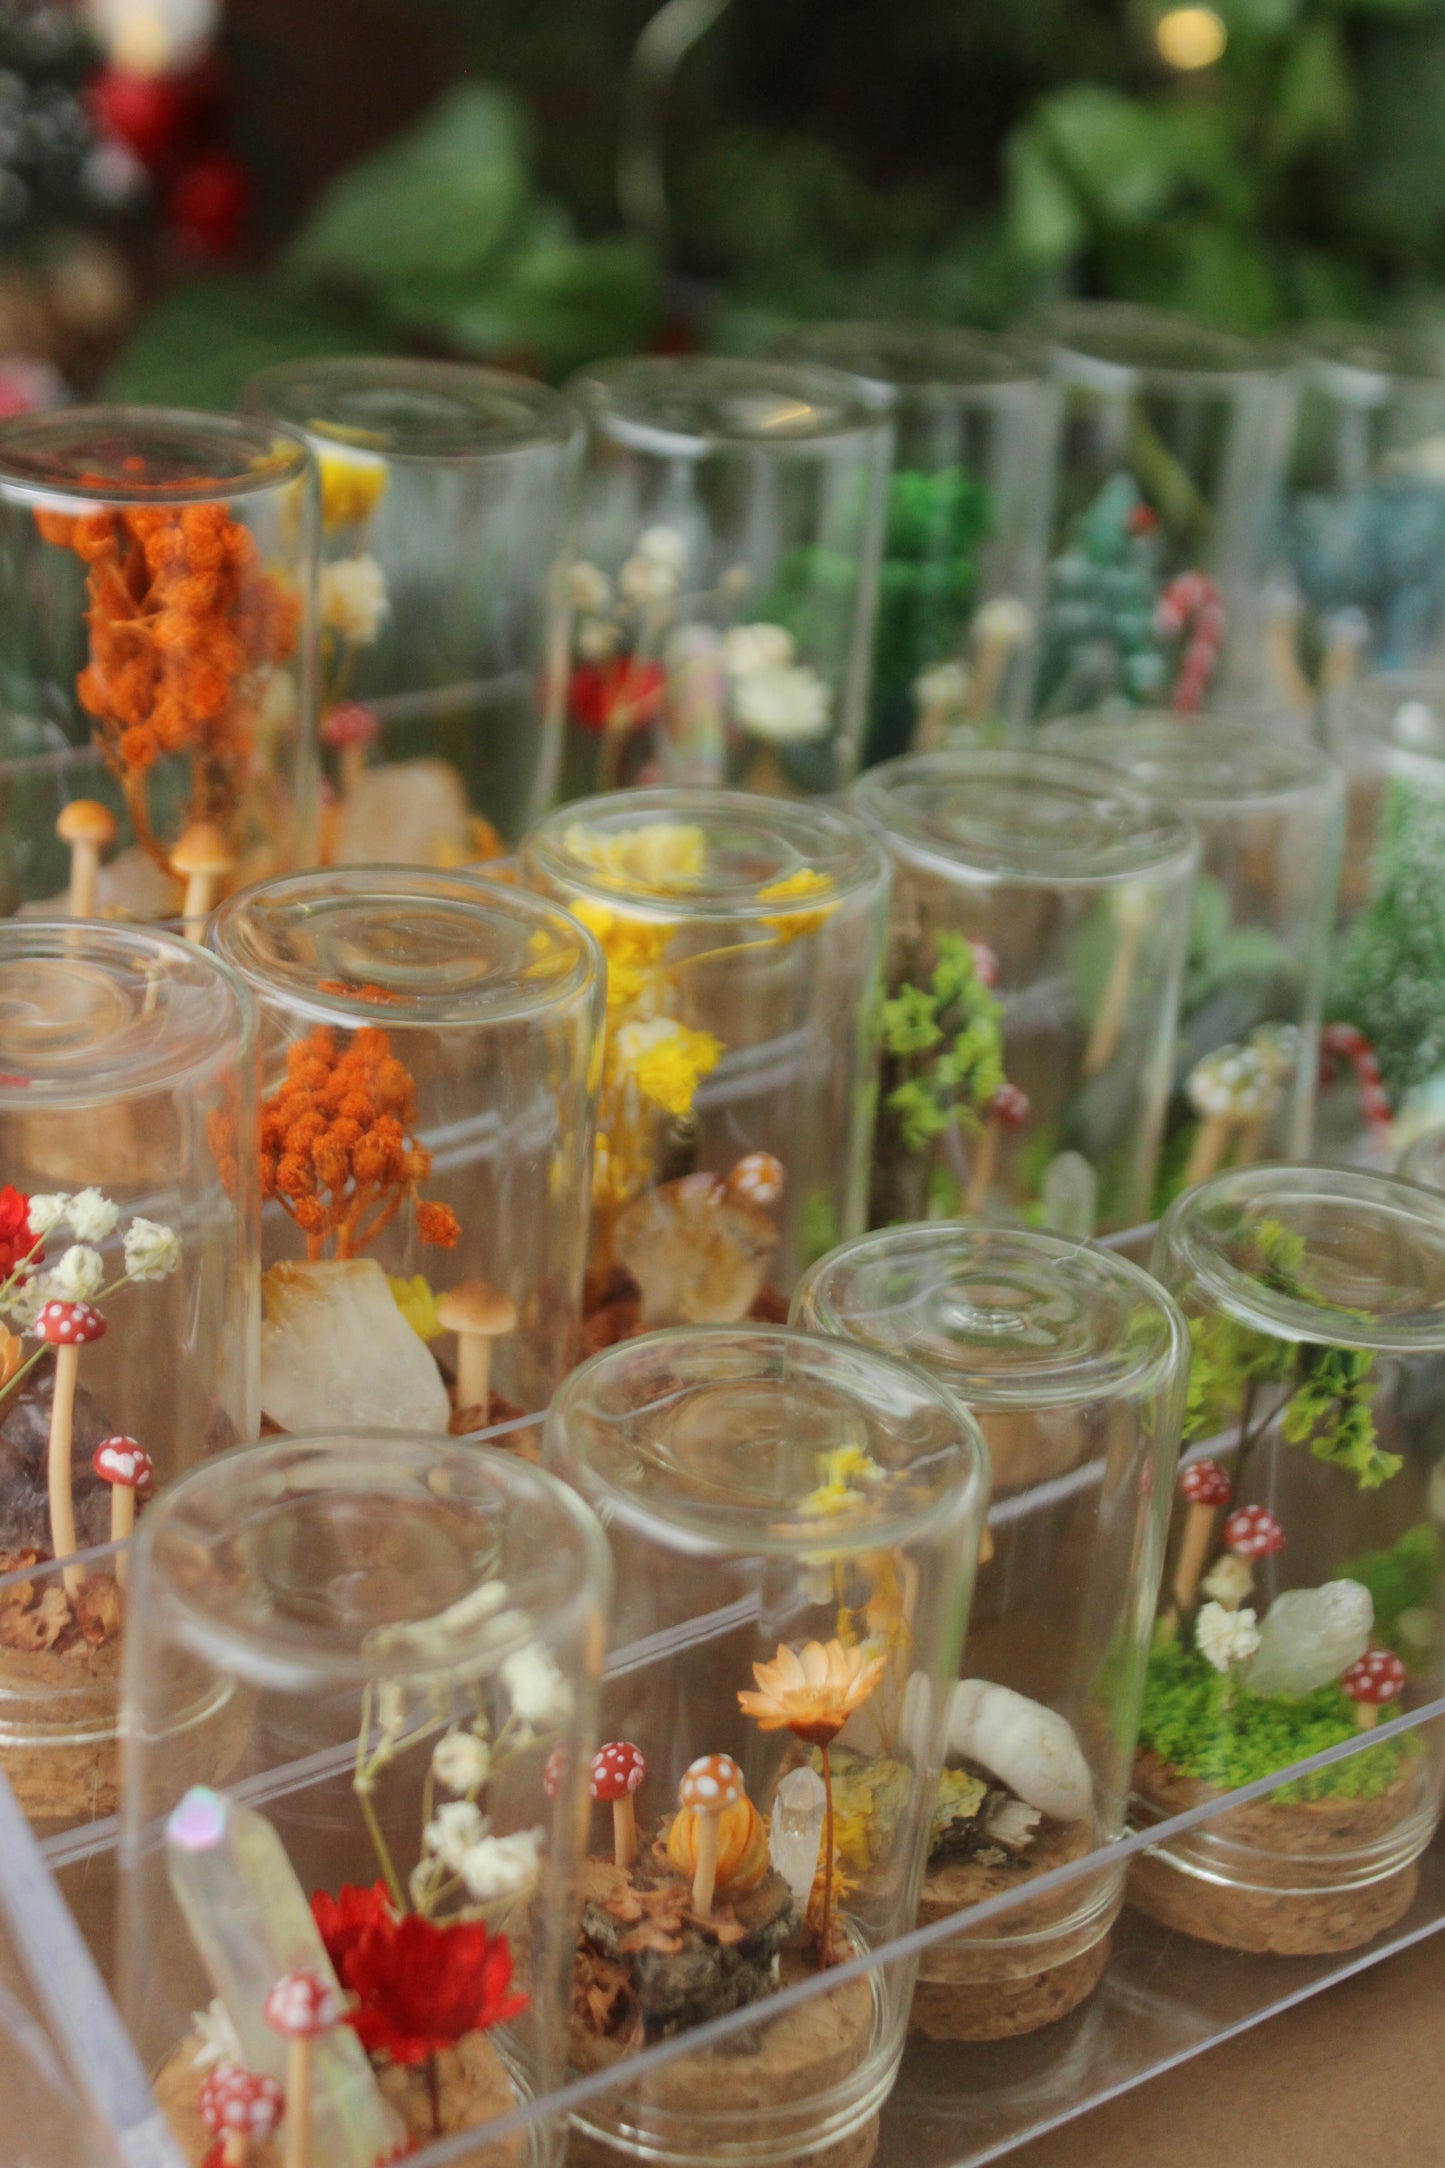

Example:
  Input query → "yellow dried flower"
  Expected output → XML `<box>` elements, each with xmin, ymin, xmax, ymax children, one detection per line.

<box><xmin>758</xmin><ymin>867</ymin><xmax>837</xmax><ymax>943</ymax></box>
<box><xmin>800</xmin><ymin>1443</ymin><xmax>884</xmax><ymax>1521</ymax></box>
<box><xmin>613</xmin><ymin>1017</ymin><xmax>723</xmax><ymax>1117</ymax></box>
<box><xmin>388</xmin><ymin>1273</ymin><xmax>444</xmax><ymax>1342</ymax></box>
<box><xmin>562</xmin><ymin>820</ymin><xmax>706</xmax><ymax>892</ymax></box>
<box><xmin>318</xmin><ymin>448</ymin><xmax>387</xmax><ymax>533</ymax></box>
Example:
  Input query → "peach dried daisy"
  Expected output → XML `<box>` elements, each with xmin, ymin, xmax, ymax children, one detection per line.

<box><xmin>738</xmin><ymin>1638</ymin><xmax>885</xmax><ymax>1748</ymax></box>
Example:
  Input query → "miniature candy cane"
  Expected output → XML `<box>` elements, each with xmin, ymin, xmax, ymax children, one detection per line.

<box><xmin>1319</xmin><ymin>1022</ymin><xmax>1392</xmax><ymax>1136</ymax></box>
<box><xmin>1156</xmin><ymin>571</ymin><xmax>1225</xmax><ymax>713</ymax></box>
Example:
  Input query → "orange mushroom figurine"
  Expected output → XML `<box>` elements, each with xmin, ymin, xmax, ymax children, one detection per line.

<box><xmin>171</xmin><ymin>820</ymin><xmax>237</xmax><ymax>940</ymax></box>
<box><xmin>591</xmin><ymin>1740</ymin><xmax>646</xmax><ymax>1870</ymax></box>
<box><xmin>676</xmin><ymin>1753</ymin><xmax>746</xmax><ymax>1919</ymax></box>
<box><xmin>55</xmin><ymin>799</ymin><xmax>117</xmax><ymax>917</ymax></box>
<box><xmin>198</xmin><ymin>2062</ymin><xmax>285</xmax><ymax>2166</ymax></box>
<box><xmin>263</xmin><ymin>1971</ymin><xmax>340</xmax><ymax>2168</ymax></box>
<box><xmin>436</xmin><ymin>1277</ymin><xmax>517</xmax><ymax>1423</ymax></box>
<box><xmin>91</xmin><ymin>1435</ymin><xmax>153</xmax><ymax>1584</ymax></box>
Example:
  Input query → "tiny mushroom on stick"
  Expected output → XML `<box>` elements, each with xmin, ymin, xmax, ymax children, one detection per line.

<box><xmin>198</xmin><ymin>2062</ymin><xmax>285</xmax><ymax>2167</ymax></box>
<box><xmin>92</xmin><ymin>1435</ymin><xmax>152</xmax><ymax>1584</ymax></box>
<box><xmin>36</xmin><ymin>1298</ymin><xmax>106</xmax><ymax>1598</ymax></box>
<box><xmin>677</xmin><ymin>1752</ymin><xmax>745</xmax><ymax>1919</ymax></box>
<box><xmin>1171</xmin><ymin>1458</ymin><xmax>1234</xmax><ymax>1614</ymax></box>
<box><xmin>965</xmin><ymin>1081</ymin><xmax>1030</xmax><ymax>1215</ymax></box>
<box><xmin>1182</xmin><ymin>1045</ymin><xmax>1271</xmax><ymax>1187</ymax></box>
<box><xmin>55</xmin><ymin>800</ymin><xmax>116</xmax><ymax>918</ymax></box>
<box><xmin>725</xmin><ymin>1152</ymin><xmax>785</xmax><ymax>1208</ymax></box>
<box><xmin>591</xmin><ymin>1740</ymin><xmax>646</xmax><ymax>1870</ymax></box>
<box><xmin>171</xmin><ymin>821</ymin><xmax>236</xmax><ymax>941</ymax></box>
<box><xmin>436</xmin><ymin>1277</ymin><xmax>517</xmax><ymax>1422</ymax></box>
<box><xmin>1341</xmin><ymin>1648</ymin><xmax>1406</xmax><ymax>1730</ymax></box>
<box><xmin>263</xmin><ymin>1972</ymin><xmax>340</xmax><ymax>2168</ymax></box>
<box><xmin>1223</xmin><ymin>1504</ymin><xmax>1286</xmax><ymax>1562</ymax></box>
<box><xmin>322</xmin><ymin>701</ymin><xmax>380</xmax><ymax>800</ymax></box>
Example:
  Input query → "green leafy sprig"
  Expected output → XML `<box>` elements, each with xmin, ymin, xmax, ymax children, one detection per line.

<box><xmin>880</xmin><ymin>933</ymin><xmax>1007</xmax><ymax>1156</ymax></box>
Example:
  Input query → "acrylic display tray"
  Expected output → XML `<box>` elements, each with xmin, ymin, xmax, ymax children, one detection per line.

<box><xmin>17</xmin><ymin>1407</ymin><xmax>1445</xmax><ymax>2168</ymax></box>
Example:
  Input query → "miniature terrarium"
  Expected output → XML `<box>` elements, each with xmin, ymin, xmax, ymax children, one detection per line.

<box><xmin>0</xmin><ymin>407</ymin><xmax>316</xmax><ymax>924</ymax></box>
<box><xmin>1265</xmin><ymin>327</ymin><xmax>1445</xmax><ymax>712</ymax></box>
<box><xmin>545</xmin><ymin>1324</ymin><xmax>989</xmax><ymax>2168</ymax></box>
<box><xmin>794</xmin><ymin>1223</ymin><xmax>1187</xmax><ymax>2039</ymax></box>
<box><xmin>1034</xmin><ymin>305</ymin><xmax>1287</xmax><ymax>721</ymax></box>
<box><xmin>1318</xmin><ymin>671</ymin><xmax>1445</xmax><ymax>1162</ymax></box>
<box><xmin>243</xmin><ymin>358</ymin><xmax>582</xmax><ymax>858</ymax></box>
<box><xmin>559</xmin><ymin>357</ymin><xmax>892</xmax><ymax>798</ymax></box>
<box><xmin>208</xmin><ymin>869</ymin><xmax>603</xmax><ymax>1436</ymax></box>
<box><xmin>118</xmin><ymin>1431</ymin><xmax>609</xmax><ymax>2164</ymax></box>
<box><xmin>1134</xmin><ymin>1166</ymin><xmax>1445</xmax><ymax>1956</ymax></box>
<box><xmin>1040</xmin><ymin>711</ymin><xmax>1344</xmax><ymax>1210</ymax></box>
<box><xmin>520</xmin><ymin>789</ymin><xmax>890</xmax><ymax>1338</ymax></box>
<box><xmin>781</xmin><ymin>324</ymin><xmax>1060</xmax><ymax>762</ymax></box>
<box><xmin>852</xmin><ymin>748</ymin><xmax>1198</xmax><ymax>1235</ymax></box>
<box><xmin>0</xmin><ymin>922</ymin><xmax>258</xmax><ymax>1828</ymax></box>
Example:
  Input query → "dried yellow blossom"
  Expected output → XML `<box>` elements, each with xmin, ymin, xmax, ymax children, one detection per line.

<box><xmin>318</xmin><ymin>448</ymin><xmax>387</xmax><ymax>533</ymax></box>
<box><xmin>758</xmin><ymin>866</ymin><xmax>837</xmax><ymax>942</ymax></box>
<box><xmin>800</xmin><ymin>1443</ymin><xmax>884</xmax><ymax>1520</ymax></box>
<box><xmin>389</xmin><ymin>1273</ymin><xmax>444</xmax><ymax>1342</ymax></box>
<box><xmin>613</xmin><ymin>1017</ymin><xmax>723</xmax><ymax>1117</ymax></box>
<box><xmin>562</xmin><ymin>820</ymin><xmax>707</xmax><ymax>892</ymax></box>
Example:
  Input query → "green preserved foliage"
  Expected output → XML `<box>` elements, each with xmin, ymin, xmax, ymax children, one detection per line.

<box><xmin>879</xmin><ymin>934</ymin><xmax>1006</xmax><ymax>1157</ymax></box>
<box><xmin>1330</xmin><ymin>780</ymin><xmax>1445</xmax><ymax>1107</ymax></box>
<box><xmin>1341</xmin><ymin>1522</ymin><xmax>1445</xmax><ymax>1655</ymax></box>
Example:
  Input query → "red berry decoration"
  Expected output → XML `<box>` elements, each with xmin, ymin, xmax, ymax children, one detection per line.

<box><xmin>1222</xmin><ymin>1504</ymin><xmax>1285</xmax><ymax>1560</ymax></box>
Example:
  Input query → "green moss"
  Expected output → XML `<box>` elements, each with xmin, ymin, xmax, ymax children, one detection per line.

<box><xmin>1341</xmin><ymin>1522</ymin><xmax>1444</xmax><ymax>1656</ymax></box>
<box><xmin>1138</xmin><ymin>1638</ymin><xmax>1413</xmax><ymax>1803</ymax></box>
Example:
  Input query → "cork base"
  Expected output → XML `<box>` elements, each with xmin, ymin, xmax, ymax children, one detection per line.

<box><xmin>567</xmin><ymin>2108</ymin><xmax>879</xmax><ymax>2168</ymax></box>
<box><xmin>1129</xmin><ymin>1751</ymin><xmax>1426</xmax><ymax>1956</ymax></box>
<box><xmin>912</xmin><ymin>1815</ymin><xmax>1110</xmax><ymax>2041</ymax></box>
<box><xmin>0</xmin><ymin>1629</ymin><xmax>120</xmax><ymax>1829</ymax></box>
<box><xmin>156</xmin><ymin>2024</ymin><xmax>524</xmax><ymax>2164</ymax></box>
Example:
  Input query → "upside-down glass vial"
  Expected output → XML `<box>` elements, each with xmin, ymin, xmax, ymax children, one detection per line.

<box><xmin>794</xmin><ymin>1222</ymin><xmax>1188</xmax><ymax>2038</ymax></box>
<box><xmin>243</xmin><ymin>357</ymin><xmax>583</xmax><ymax>857</ymax></box>
<box><xmin>560</xmin><ymin>357</ymin><xmax>892</xmax><ymax>797</ymax></box>
<box><xmin>853</xmin><ymin>747</ymin><xmax>1198</xmax><ymax>1236</ymax></box>
<box><xmin>0</xmin><ymin>922</ymin><xmax>258</xmax><ymax>1829</ymax></box>
<box><xmin>1041</xmin><ymin>710</ymin><xmax>1345</xmax><ymax>1206</ymax></box>
<box><xmin>545</xmin><ymin>1323</ymin><xmax>989</xmax><ymax>2168</ymax></box>
<box><xmin>118</xmin><ymin>1431</ymin><xmax>609</xmax><ymax>2165</ymax></box>
<box><xmin>209</xmin><ymin>867</ymin><xmax>603</xmax><ymax>1430</ymax></box>
<box><xmin>1138</xmin><ymin>1166</ymin><xmax>1445</xmax><ymax>1955</ymax></box>
<box><xmin>0</xmin><ymin>406</ymin><xmax>317</xmax><ymax>923</ymax></box>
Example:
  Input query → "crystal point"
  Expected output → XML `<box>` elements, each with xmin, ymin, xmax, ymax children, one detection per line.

<box><xmin>1243</xmin><ymin>1580</ymin><xmax>1374</xmax><ymax>1699</ymax></box>
<box><xmin>769</xmin><ymin>1766</ymin><xmax>826</xmax><ymax>1911</ymax></box>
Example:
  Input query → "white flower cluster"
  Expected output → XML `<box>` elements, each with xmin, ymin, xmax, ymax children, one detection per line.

<box><xmin>319</xmin><ymin>554</ymin><xmax>388</xmax><ymax>645</ymax></box>
<box><xmin>414</xmin><ymin>1805</ymin><xmax>544</xmax><ymax>1910</ymax></box>
<box><xmin>0</xmin><ymin>1192</ymin><xmax>180</xmax><ymax>1334</ymax></box>
<box><xmin>719</xmin><ymin>621</ymin><xmax>831</xmax><ymax>745</ymax></box>
<box><xmin>1195</xmin><ymin>1600</ymin><xmax>1262</xmax><ymax>1675</ymax></box>
<box><xmin>568</xmin><ymin>528</ymin><xmax>690</xmax><ymax>673</ymax></box>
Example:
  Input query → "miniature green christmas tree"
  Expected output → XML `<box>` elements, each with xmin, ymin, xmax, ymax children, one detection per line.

<box><xmin>1330</xmin><ymin>779</ymin><xmax>1445</xmax><ymax>1105</ymax></box>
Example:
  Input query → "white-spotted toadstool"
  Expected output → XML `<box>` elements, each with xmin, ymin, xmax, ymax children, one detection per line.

<box><xmin>1341</xmin><ymin>1648</ymin><xmax>1406</xmax><ymax>1731</ymax></box>
<box><xmin>36</xmin><ymin>1298</ymin><xmax>107</xmax><ymax>1597</ymax></box>
<box><xmin>198</xmin><ymin>2061</ymin><xmax>285</xmax><ymax>2166</ymax></box>
<box><xmin>435</xmin><ymin>1277</ymin><xmax>517</xmax><ymax>1423</ymax></box>
<box><xmin>92</xmin><ymin>1435</ymin><xmax>152</xmax><ymax>1584</ymax></box>
<box><xmin>1172</xmin><ymin>1458</ymin><xmax>1234</xmax><ymax>1614</ymax></box>
<box><xmin>965</xmin><ymin>1082</ymin><xmax>1030</xmax><ymax>1214</ymax></box>
<box><xmin>677</xmin><ymin>1752</ymin><xmax>745</xmax><ymax>1918</ymax></box>
<box><xmin>591</xmin><ymin>1740</ymin><xmax>646</xmax><ymax>1869</ymax></box>
<box><xmin>725</xmin><ymin>1152</ymin><xmax>785</xmax><ymax>1208</ymax></box>
<box><xmin>171</xmin><ymin>821</ymin><xmax>236</xmax><ymax>941</ymax></box>
<box><xmin>55</xmin><ymin>800</ymin><xmax>116</xmax><ymax>918</ymax></box>
<box><xmin>322</xmin><ymin>701</ymin><xmax>380</xmax><ymax>801</ymax></box>
<box><xmin>263</xmin><ymin>1971</ymin><xmax>339</xmax><ymax>2168</ymax></box>
<box><xmin>1223</xmin><ymin>1503</ymin><xmax>1285</xmax><ymax>1562</ymax></box>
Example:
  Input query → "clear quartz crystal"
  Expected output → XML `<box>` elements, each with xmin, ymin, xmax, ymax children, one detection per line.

<box><xmin>769</xmin><ymin>1766</ymin><xmax>826</xmax><ymax>1910</ymax></box>
<box><xmin>260</xmin><ymin>1258</ymin><xmax>451</xmax><ymax>1435</ymax></box>
<box><xmin>1242</xmin><ymin>1580</ymin><xmax>1374</xmax><ymax>1699</ymax></box>
<box><xmin>166</xmin><ymin>1787</ymin><xmax>403</xmax><ymax>2166</ymax></box>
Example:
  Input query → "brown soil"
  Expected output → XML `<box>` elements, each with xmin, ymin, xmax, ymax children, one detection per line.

<box><xmin>1128</xmin><ymin>1749</ymin><xmax>1425</xmax><ymax>1955</ymax></box>
<box><xmin>0</xmin><ymin>1634</ymin><xmax>120</xmax><ymax>1826</ymax></box>
<box><xmin>155</xmin><ymin>2023</ymin><xmax>524</xmax><ymax>2164</ymax></box>
<box><xmin>580</xmin><ymin>1278</ymin><xmax>789</xmax><ymax>1357</ymax></box>
<box><xmin>913</xmin><ymin>1815</ymin><xmax>1110</xmax><ymax>2041</ymax></box>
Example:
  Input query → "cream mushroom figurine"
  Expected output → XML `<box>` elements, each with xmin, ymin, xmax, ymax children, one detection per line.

<box><xmin>35</xmin><ymin>1296</ymin><xmax>107</xmax><ymax>1598</ymax></box>
<box><xmin>55</xmin><ymin>799</ymin><xmax>117</xmax><ymax>917</ymax></box>
<box><xmin>171</xmin><ymin>820</ymin><xmax>237</xmax><ymax>940</ymax></box>
<box><xmin>436</xmin><ymin>1276</ymin><xmax>517</xmax><ymax>1423</ymax></box>
<box><xmin>1182</xmin><ymin>1042</ymin><xmax>1272</xmax><ymax>1186</ymax></box>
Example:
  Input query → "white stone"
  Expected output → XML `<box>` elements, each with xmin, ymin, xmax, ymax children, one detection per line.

<box><xmin>769</xmin><ymin>1765</ymin><xmax>826</xmax><ymax>1911</ymax></box>
<box><xmin>261</xmin><ymin>1258</ymin><xmax>451</xmax><ymax>1435</ymax></box>
<box><xmin>1243</xmin><ymin>1579</ymin><xmax>1374</xmax><ymax>1699</ymax></box>
<box><xmin>334</xmin><ymin>760</ymin><xmax>472</xmax><ymax>867</ymax></box>
<box><xmin>947</xmin><ymin>1680</ymin><xmax>1093</xmax><ymax>1824</ymax></box>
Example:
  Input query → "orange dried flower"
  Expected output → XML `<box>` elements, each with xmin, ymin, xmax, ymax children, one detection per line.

<box><xmin>260</xmin><ymin>1025</ymin><xmax>459</xmax><ymax>1262</ymax></box>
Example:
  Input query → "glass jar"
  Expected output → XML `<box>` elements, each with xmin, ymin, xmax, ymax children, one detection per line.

<box><xmin>1400</xmin><ymin>1127</ymin><xmax>1445</xmax><ymax>1192</ymax></box>
<box><xmin>853</xmin><ymin>748</ymin><xmax>1198</xmax><ymax>1236</ymax></box>
<box><xmin>545</xmin><ymin>1324</ymin><xmax>989</xmax><ymax>2168</ymax></box>
<box><xmin>0</xmin><ymin>407</ymin><xmax>317</xmax><ymax>924</ymax></box>
<box><xmin>560</xmin><ymin>357</ymin><xmax>892</xmax><ymax>797</ymax></box>
<box><xmin>118</xmin><ymin>1431</ymin><xmax>609</xmax><ymax>2166</ymax></box>
<box><xmin>793</xmin><ymin>1223</ymin><xmax>1187</xmax><ymax>2039</ymax></box>
<box><xmin>1318</xmin><ymin>671</ymin><xmax>1445</xmax><ymax>1163</ymax></box>
<box><xmin>1138</xmin><ymin>1166</ymin><xmax>1445</xmax><ymax>1955</ymax></box>
<box><xmin>520</xmin><ymin>788</ymin><xmax>890</xmax><ymax>1333</ymax></box>
<box><xmin>780</xmin><ymin>324</ymin><xmax>1060</xmax><ymax>763</ymax></box>
<box><xmin>0</xmin><ymin>922</ymin><xmax>258</xmax><ymax>1829</ymax></box>
<box><xmin>1267</xmin><ymin>326</ymin><xmax>1445</xmax><ymax>707</ymax></box>
<box><xmin>1035</xmin><ymin>305</ymin><xmax>1290</xmax><ymax>721</ymax></box>
<box><xmin>208</xmin><ymin>868</ymin><xmax>603</xmax><ymax>1432</ymax></box>
<box><xmin>243</xmin><ymin>357</ymin><xmax>582</xmax><ymax>857</ymax></box>
<box><xmin>1040</xmin><ymin>711</ymin><xmax>1345</xmax><ymax>1207</ymax></box>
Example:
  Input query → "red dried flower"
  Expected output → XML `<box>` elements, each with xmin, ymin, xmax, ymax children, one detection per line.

<box><xmin>568</xmin><ymin>658</ymin><xmax>664</xmax><ymax>736</ymax></box>
<box><xmin>312</xmin><ymin>1879</ymin><xmax>393</xmax><ymax>1981</ymax></box>
<box><xmin>0</xmin><ymin>1187</ymin><xmax>39</xmax><ymax>1282</ymax></box>
<box><xmin>343</xmin><ymin>1911</ymin><xmax>526</xmax><ymax>2066</ymax></box>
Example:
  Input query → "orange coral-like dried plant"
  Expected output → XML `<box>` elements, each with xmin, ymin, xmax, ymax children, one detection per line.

<box><xmin>36</xmin><ymin>490</ymin><xmax>300</xmax><ymax>874</ymax></box>
<box><xmin>260</xmin><ymin>1025</ymin><xmax>460</xmax><ymax>1262</ymax></box>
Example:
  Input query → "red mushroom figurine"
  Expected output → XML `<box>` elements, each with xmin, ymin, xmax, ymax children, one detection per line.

<box><xmin>263</xmin><ymin>1972</ymin><xmax>339</xmax><ymax>2168</ymax></box>
<box><xmin>725</xmin><ymin>1153</ymin><xmax>785</xmax><ymax>1209</ymax></box>
<box><xmin>1171</xmin><ymin>1458</ymin><xmax>1235</xmax><ymax>1615</ymax></box>
<box><xmin>1341</xmin><ymin>1648</ymin><xmax>1406</xmax><ymax>1731</ymax></box>
<box><xmin>590</xmin><ymin>1740</ymin><xmax>646</xmax><ymax>1869</ymax></box>
<box><xmin>321</xmin><ymin>701</ymin><xmax>380</xmax><ymax>800</ymax></box>
<box><xmin>35</xmin><ymin>1299</ymin><xmax>106</xmax><ymax>1598</ymax></box>
<box><xmin>198</xmin><ymin>2062</ymin><xmax>285</xmax><ymax>2166</ymax></box>
<box><xmin>543</xmin><ymin>1744</ymin><xmax>567</xmax><ymax>1801</ymax></box>
<box><xmin>92</xmin><ymin>1435</ymin><xmax>153</xmax><ymax>1583</ymax></box>
<box><xmin>1223</xmin><ymin>1504</ymin><xmax>1285</xmax><ymax>1562</ymax></box>
<box><xmin>966</xmin><ymin>1082</ymin><xmax>1031</xmax><ymax>1213</ymax></box>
